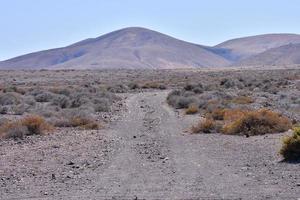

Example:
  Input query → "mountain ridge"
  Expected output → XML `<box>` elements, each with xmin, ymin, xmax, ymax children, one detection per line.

<box><xmin>1</xmin><ymin>27</ymin><xmax>300</xmax><ymax>69</ymax></box>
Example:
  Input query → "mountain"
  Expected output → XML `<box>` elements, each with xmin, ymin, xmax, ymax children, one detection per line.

<box><xmin>0</xmin><ymin>27</ymin><xmax>230</xmax><ymax>69</ymax></box>
<box><xmin>235</xmin><ymin>43</ymin><xmax>300</xmax><ymax>66</ymax></box>
<box><xmin>215</xmin><ymin>34</ymin><xmax>300</xmax><ymax>61</ymax></box>
<box><xmin>1</xmin><ymin>28</ymin><xmax>300</xmax><ymax>70</ymax></box>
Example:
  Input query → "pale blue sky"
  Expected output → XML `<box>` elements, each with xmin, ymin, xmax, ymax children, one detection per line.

<box><xmin>0</xmin><ymin>0</ymin><xmax>299</xmax><ymax>60</ymax></box>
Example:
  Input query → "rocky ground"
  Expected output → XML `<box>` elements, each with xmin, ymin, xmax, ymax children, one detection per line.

<box><xmin>1</xmin><ymin>91</ymin><xmax>299</xmax><ymax>199</ymax></box>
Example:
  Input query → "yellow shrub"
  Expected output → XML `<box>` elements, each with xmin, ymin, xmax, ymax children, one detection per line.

<box><xmin>185</xmin><ymin>104</ymin><xmax>199</xmax><ymax>115</ymax></box>
<box><xmin>222</xmin><ymin>109</ymin><xmax>291</xmax><ymax>136</ymax></box>
<box><xmin>70</xmin><ymin>117</ymin><xmax>100</xmax><ymax>130</ymax></box>
<box><xmin>0</xmin><ymin>115</ymin><xmax>53</xmax><ymax>139</ymax></box>
<box><xmin>231</xmin><ymin>96</ymin><xmax>254</xmax><ymax>104</ymax></box>
<box><xmin>223</xmin><ymin>109</ymin><xmax>249</xmax><ymax>121</ymax></box>
<box><xmin>21</xmin><ymin>115</ymin><xmax>53</xmax><ymax>135</ymax></box>
<box><xmin>280</xmin><ymin>127</ymin><xmax>300</xmax><ymax>161</ymax></box>
<box><xmin>191</xmin><ymin>118</ymin><xmax>216</xmax><ymax>134</ymax></box>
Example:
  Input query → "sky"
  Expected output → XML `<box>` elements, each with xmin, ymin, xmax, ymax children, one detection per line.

<box><xmin>0</xmin><ymin>0</ymin><xmax>300</xmax><ymax>60</ymax></box>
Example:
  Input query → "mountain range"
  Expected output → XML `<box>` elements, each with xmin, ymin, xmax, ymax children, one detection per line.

<box><xmin>1</xmin><ymin>27</ymin><xmax>300</xmax><ymax>69</ymax></box>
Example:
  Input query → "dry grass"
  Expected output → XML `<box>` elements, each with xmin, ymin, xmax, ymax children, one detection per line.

<box><xmin>222</xmin><ymin>109</ymin><xmax>292</xmax><ymax>136</ymax></box>
<box><xmin>280</xmin><ymin>127</ymin><xmax>300</xmax><ymax>161</ymax></box>
<box><xmin>185</xmin><ymin>103</ymin><xmax>199</xmax><ymax>115</ymax></box>
<box><xmin>230</xmin><ymin>96</ymin><xmax>254</xmax><ymax>104</ymax></box>
<box><xmin>70</xmin><ymin>117</ymin><xmax>101</xmax><ymax>130</ymax></box>
<box><xmin>223</xmin><ymin>109</ymin><xmax>249</xmax><ymax>121</ymax></box>
<box><xmin>0</xmin><ymin>115</ymin><xmax>53</xmax><ymax>139</ymax></box>
<box><xmin>21</xmin><ymin>115</ymin><xmax>53</xmax><ymax>135</ymax></box>
<box><xmin>191</xmin><ymin>118</ymin><xmax>216</xmax><ymax>134</ymax></box>
<box><xmin>207</xmin><ymin>108</ymin><xmax>248</xmax><ymax>121</ymax></box>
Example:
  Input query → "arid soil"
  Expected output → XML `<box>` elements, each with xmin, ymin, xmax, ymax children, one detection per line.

<box><xmin>1</xmin><ymin>91</ymin><xmax>299</xmax><ymax>199</ymax></box>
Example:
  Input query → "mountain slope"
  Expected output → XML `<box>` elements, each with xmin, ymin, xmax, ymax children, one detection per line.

<box><xmin>0</xmin><ymin>27</ymin><xmax>230</xmax><ymax>69</ymax></box>
<box><xmin>235</xmin><ymin>43</ymin><xmax>300</xmax><ymax>66</ymax></box>
<box><xmin>215</xmin><ymin>34</ymin><xmax>300</xmax><ymax>60</ymax></box>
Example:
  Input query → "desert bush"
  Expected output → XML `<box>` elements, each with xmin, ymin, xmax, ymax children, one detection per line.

<box><xmin>0</xmin><ymin>122</ymin><xmax>29</xmax><ymax>139</ymax></box>
<box><xmin>128</xmin><ymin>82</ymin><xmax>140</xmax><ymax>90</ymax></box>
<box><xmin>53</xmin><ymin>109</ymin><xmax>100</xmax><ymax>130</ymax></box>
<box><xmin>185</xmin><ymin>103</ymin><xmax>199</xmax><ymax>114</ymax></box>
<box><xmin>184</xmin><ymin>83</ymin><xmax>203</xmax><ymax>92</ymax></box>
<box><xmin>12</xmin><ymin>103</ymin><xmax>30</xmax><ymax>115</ymax></box>
<box><xmin>222</xmin><ymin>109</ymin><xmax>292</xmax><ymax>136</ymax></box>
<box><xmin>21</xmin><ymin>115</ymin><xmax>53</xmax><ymax>135</ymax></box>
<box><xmin>176</xmin><ymin>96</ymin><xmax>198</xmax><ymax>109</ymax></box>
<box><xmin>34</xmin><ymin>91</ymin><xmax>54</xmax><ymax>102</ymax></box>
<box><xmin>23</xmin><ymin>95</ymin><xmax>36</xmax><ymax>106</ymax></box>
<box><xmin>223</xmin><ymin>109</ymin><xmax>249</xmax><ymax>121</ymax></box>
<box><xmin>69</xmin><ymin>116</ymin><xmax>100</xmax><ymax>130</ymax></box>
<box><xmin>280</xmin><ymin>127</ymin><xmax>300</xmax><ymax>161</ymax></box>
<box><xmin>207</xmin><ymin>108</ymin><xmax>226</xmax><ymax>120</ymax></box>
<box><xmin>191</xmin><ymin>118</ymin><xmax>216</xmax><ymax>133</ymax></box>
<box><xmin>51</xmin><ymin>94</ymin><xmax>71</xmax><ymax>109</ymax></box>
<box><xmin>2</xmin><ymin>86</ymin><xmax>18</xmax><ymax>93</ymax></box>
<box><xmin>0</xmin><ymin>106</ymin><xmax>8</xmax><ymax>114</ymax></box>
<box><xmin>230</xmin><ymin>96</ymin><xmax>254</xmax><ymax>104</ymax></box>
<box><xmin>49</xmin><ymin>87</ymin><xmax>72</xmax><ymax>96</ymax></box>
<box><xmin>141</xmin><ymin>82</ymin><xmax>166</xmax><ymax>90</ymax></box>
<box><xmin>108</xmin><ymin>84</ymin><xmax>128</xmax><ymax>93</ymax></box>
<box><xmin>93</xmin><ymin>98</ymin><xmax>110</xmax><ymax>112</ymax></box>
<box><xmin>29</xmin><ymin>105</ymin><xmax>59</xmax><ymax>118</ymax></box>
<box><xmin>192</xmin><ymin>87</ymin><xmax>203</xmax><ymax>94</ymax></box>
<box><xmin>0</xmin><ymin>118</ymin><xmax>9</xmax><ymax>126</ymax></box>
<box><xmin>0</xmin><ymin>115</ymin><xmax>53</xmax><ymax>139</ymax></box>
<box><xmin>70</xmin><ymin>93</ymin><xmax>90</xmax><ymax>108</ymax></box>
<box><xmin>220</xmin><ymin>78</ymin><xmax>235</xmax><ymax>88</ymax></box>
<box><xmin>0</xmin><ymin>92</ymin><xmax>21</xmax><ymax>105</ymax></box>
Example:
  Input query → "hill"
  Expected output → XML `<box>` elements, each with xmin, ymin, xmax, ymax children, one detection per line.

<box><xmin>0</xmin><ymin>27</ymin><xmax>230</xmax><ymax>69</ymax></box>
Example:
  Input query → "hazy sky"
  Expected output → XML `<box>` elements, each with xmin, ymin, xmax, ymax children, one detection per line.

<box><xmin>1</xmin><ymin>0</ymin><xmax>299</xmax><ymax>60</ymax></box>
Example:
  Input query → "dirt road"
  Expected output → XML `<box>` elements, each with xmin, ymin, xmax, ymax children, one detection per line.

<box><xmin>1</xmin><ymin>91</ymin><xmax>299</xmax><ymax>199</ymax></box>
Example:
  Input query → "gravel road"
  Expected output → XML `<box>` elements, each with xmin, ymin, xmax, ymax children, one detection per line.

<box><xmin>1</xmin><ymin>91</ymin><xmax>299</xmax><ymax>199</ymax></box>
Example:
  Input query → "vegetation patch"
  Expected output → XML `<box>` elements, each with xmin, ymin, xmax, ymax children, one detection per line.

<box><xmin>0</xmin><ymin>115</ymin><xmax>53</xmax><ymax>139</ymax></box>
<box><xmin>280</xmin><ymin>127</ymin><xmax>300</xmax><ymax>161</ymax></box>
<box><xmin>191</xmin><ymin>118</ymin><xmax>217</xmax><ymax>134</ymax></box>
<box><xmin>185</xmin><ymin>103</ymin><xmax>199</xmax><ymax>115</ymax></box>
<box><xmin>222</xmin><ymin>109</ymin><xmax>291</xmax><ymax>136</ymax></box>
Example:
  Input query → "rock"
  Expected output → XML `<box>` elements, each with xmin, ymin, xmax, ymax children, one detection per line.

<box><xmin>51</xmin><ymin>174</ymin><xmax>56</xmax><ymax>180</ymax></box>
<box><xmin>66</xmin><ymin>161</ymin><xmax>75</xmax><ymax>166</ymax></box>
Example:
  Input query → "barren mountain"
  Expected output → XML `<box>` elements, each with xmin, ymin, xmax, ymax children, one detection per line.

<box><xmin>236</xmin><ymin>43</ymin><xmax>300</xmax><ymax>66</ymax></box>
<box><xmin>0</xmin><ymin>27</ymin><xmax>230</xmax><ymax>69</ymax></box>
<box><xmin>215</xmin><ymin>34</ymin><xmax>300</xmax><ymax>61</ymax></box>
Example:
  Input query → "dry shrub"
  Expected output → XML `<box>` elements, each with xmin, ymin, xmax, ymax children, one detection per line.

<box><xmin>222</xmin><ymin>109</ymin><xmax>292</xmax><ymax>136</ymax></box>
<box><xmin>207</xmin><ymin>108</ymin><xmax>226</xmax><ymax>120</ymax></box>
<box><xmin>70</xmin><ymin>117</ymin><xmax>101</xmax><ymax>130</ymax></box>
<box><xmin>223</xmin><ymin>109</ymin><xmax>249</xmax><ymax>121</ymax></box>
<box><xmin>0</xmin><ymin>115</ymin><xmax>53</xmax><ymax>139</ymax></box>
<box><xmin>207</xmin><ymin>108</ymin><xmax>248</xmax><ymax>121</ymax></box>
<box><xmin>142</xmin><ymin>82</ymin><xmax>166</xmax><ymax>90</ymax></box>
<box><xmin>191</xmin><ymin>118</ymin><xmax>216</xmax><ymax>134</ymax></box>
<box><xmin>21</xmin><ymin>115</ymin><xmax>53</xmax><ymax>135</ymax></box>
<box><xmin>230</xmin><ymin>96</ymin><xmax>254</xmax><ymax>104</ymax></box>
<box><xmin>280</xmin><ymin>127</ymin><xmax>300</xmax><ymax>161</ymax></box>
<box><xmin>185</xmin><ymin>104</ymin><xmax>199</xmax><ymax>115</ymax></box>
